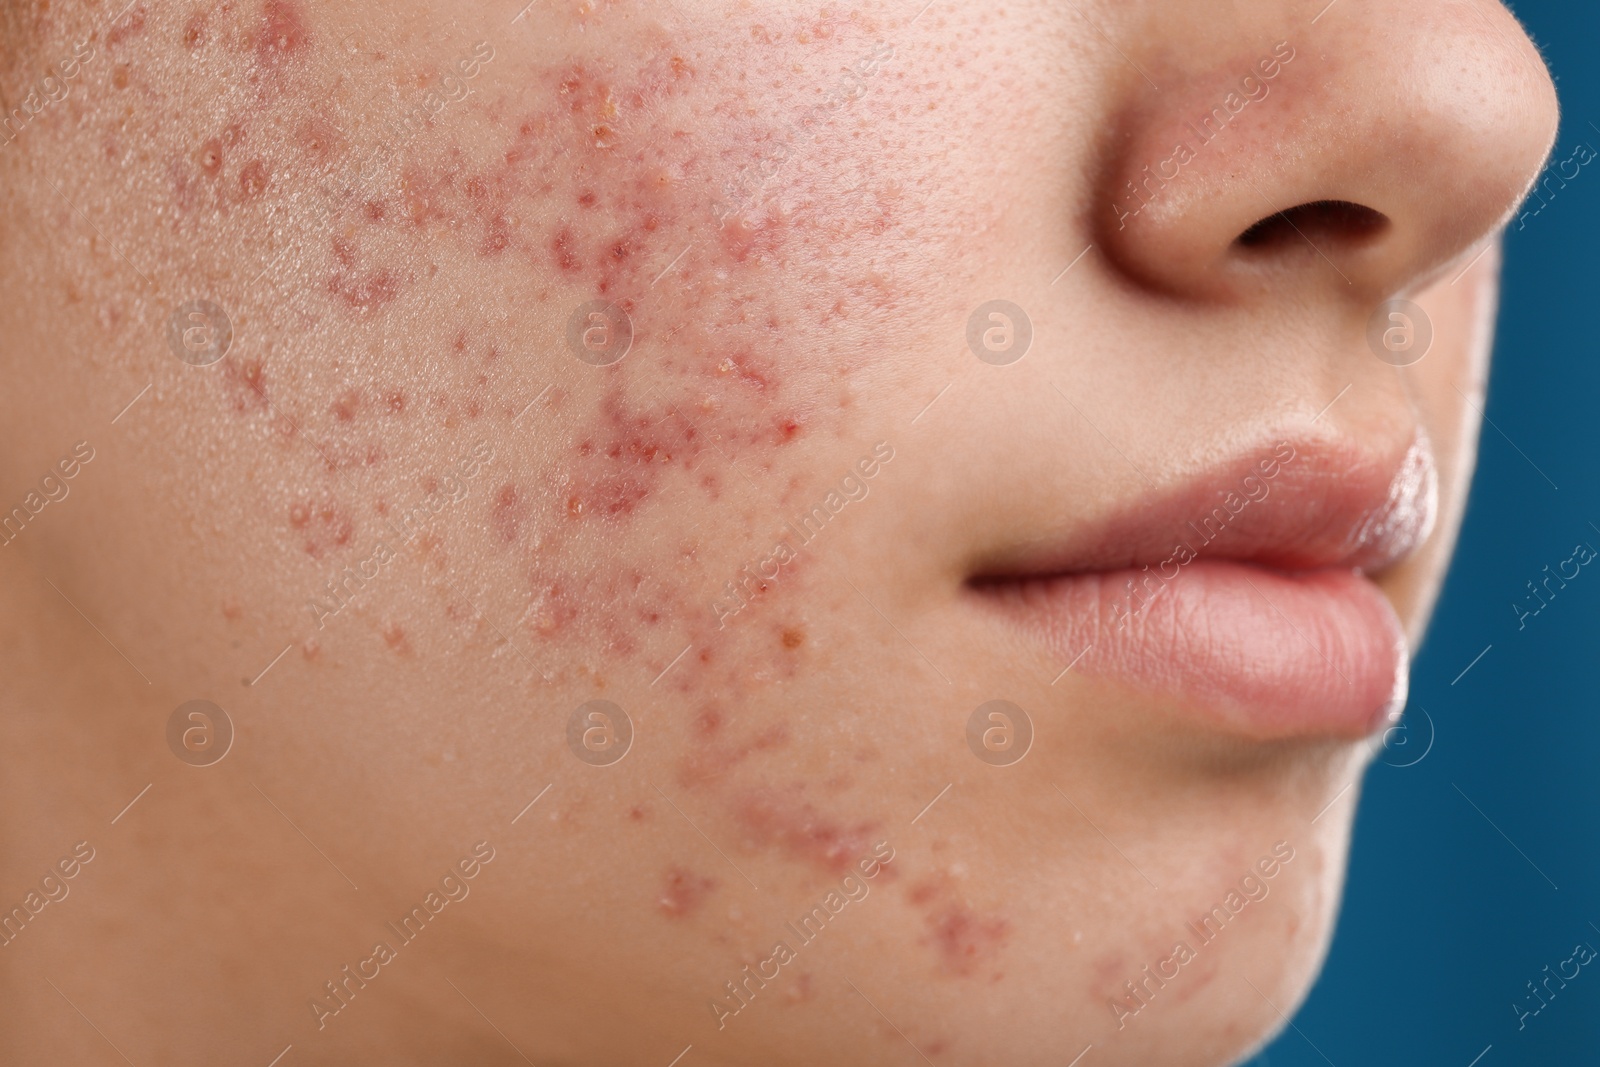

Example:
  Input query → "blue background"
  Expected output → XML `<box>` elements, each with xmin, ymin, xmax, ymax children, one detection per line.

<box><xmin>1256</xmin><ymin>2</ymin><xmax>1600</xmax><ymax>1064</ymax></box>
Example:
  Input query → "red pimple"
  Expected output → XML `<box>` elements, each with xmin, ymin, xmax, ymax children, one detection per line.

<box><xmin>296</xmin><ymin>116</ymin><xmax>343</xmax><ymax>161</ymax></box>
<box><xmin>331</xmin><ymin>234</ymin><xmax>357</xmax><ymax>268</ymax></box>
<box><xmin>481</xmin><ymin>215</ymin><xmax>511</xmax><ymax>257</ymax></box>
<box><xmin>364</xmin><ymin>199</ymin><xmax>386</xmax><ymax>222</ymax></box>
<box><xmin>735</xmin><ymin>789</ymin><xmax>877</xmax><ymax>874</ymax></box>
<box><xmin>255</xmin><ymin>0</ymin><xmax>310</xmax><ymax>65</ymax></box>
<box><xmin>719</xmin><ymin>208</ymin><xmax>788</xmax><ymax>263</ymax></box>
<box><xmin>657</xmin><ymin>867</ymin><xmax>718</xmax><ymax>920</ymax></box>
<box><xmin>694</xmin><ymin>707</ymin><xmax>723</xmax><ymax>737</ymax></box>
<box><xmin>197</xmin><ymin>138</ymin><xmax>224</xmax><ymax>177</ymax></box>
<box><xmin>491</xmin><ymin>484</ymin><xmax>524</xmax><ymax>544</ymax></box>
<box><xmin>716</xmin><ymin>351</ymin><xmax>772</xmax><ymax>394</ymax></box>
<box><xmin>183</xmin><ymin>11</ymin><xmax>210</xmax><ymax>49</ymax></box>
<box><xmin>577</xmin><ymin>190</ymin><xmax>598</xmax><ymax>208</ymax></box>
<box><xmin>330</xmin><ymin>389</ymin><xmax>360</xmax><ymax>422</ymax></box>
<box><xmin>382</xmin><ymin>623</ymin><xmax>412</xmax><ymax>655</ymax></box>
<box><xmin>552</xmin><ymin>227</ymin><xmax>581</xmax><ymax>273</ymax></box>
<box><xmin>417</xmin><ymin>532</ymin><xmax>446</xmax><ymax>568</ymax></box>
<box><xmin>223</xmin><ymin>357</ymin><xmax>269</xmax><ymax>410</ymax></box>
<box><xmin>924</xmin><ymin>904</ymin><xmax>1012</xmax><ymax>979</ymax></box>
<box><xmin>238</xmin><ymin>158</ymin><xmax>270</xmax><ymax>199</ymax></box>
<box><xmin>399</xmin><ymin>170</ymin><xmax>447</xmax><ymax>226</ymax></box>
<box><xmin>525</xmin><ymin>573</ymin><xmax>580</xmax><ymax>639</ymax></box>
<box><xmin>290</xmin><ymin>495</ymin><xmax>355</xmax><ymax>557</ymax></box>
<box><xmin>384</xmin><ymin>391</ymin><xmax>406</xmax><ymax>414</ymax></box>
<box><xmin>327</xmin><ymin>268</ymin><xmax>399</xmax><ymax>313</ymax></box>
<box><xmin>107</xmin><ymin>5</ymin><xmax>147</xmax><ymax>47</ymax></box>
<box><xmin>566</xmin><ymin>474</ymin><xmax>648</xmax><ymax>521</ymax></box>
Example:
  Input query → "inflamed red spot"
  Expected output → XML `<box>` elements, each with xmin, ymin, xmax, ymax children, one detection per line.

<box><xmin>481</xmin><ymin>216</ymin><xmax>512</xmax><ymax>256</ymax></box>
<box><xmin>256</xmin><ymin>0</ymin><xmax>310</xmax><ymax>66</ymax></box>
<box><xmin>330</xmin><ymin>389</ymin><xmax>360</xmax><ymax>422</ymax></box>
<box><xmin>183</xmin><ymin>11</ymin><xmax>209</xmax><ymax>49</ymax></box>
<box><xmin>223</xmin><ymin>357</ymin><xmax>269</xmax><ymax>410</ymax></box>
<box><xmin>491</xmin><ymin>484</ymin><xmax>524</xmax><ymax>544</ymax></box>
<box><xmin>289</xmin><ymin>497</ymin><xmax>355</xmax><ymax>559</ymax></box>
<box><xmin>552</xmin><ymin>227</ymin><xmax>582</xmax><ymax>273</ymax></box>
<box><xmin>735</xmin><ymin>789</ymin><xmax>877</xmax><ymax>875</ymax></box>
<box><xmin>331</xmin><ymin>235</ymin><xmax>357</xmax><ymax>269</ymax></box>
<box><xmin>106</xmin><ymin>5</ymin><xmax>147</xmax><ymax>47</ymax></box>
<box><xmin>719</xmin><ymin>210</ymin><xmax>787</xmax><ymax>263</ymax></box>
<box><xmin>657</xmin><ymin>866</ymin><xmax>718</xmax><ymax>920</ymax></box>
<box><xmin>382</xmin><ymin>623</ymin><xmax>412</xmax><ymax>655</ymax></box>
<box><xmin>296</xmin><ymin>116</ymin><xmax>343</xmax><ymax>161</ymax></box>
<box><xmin>924</xmin><ymin>903</ymin><xmax>1012</xmax><ymax>979</ymax></box>
<box><xmin>693</xmin><ymin>707</ymin><xmax>724</xmax><ymax>737</ymax></box>
<box><xmin>328</xmin><ymin>269</ymin><xmax>399</xmax><ymax>313</ymax></box>
<box><xmin>238</xmin><ymin>158</ymin><xmax>270</xmax><ymax>199</ymax></box>
<box><xmin>197</xmin><ymin>138</ymin><xmax>224</xmax><ymax>177</ymax></box>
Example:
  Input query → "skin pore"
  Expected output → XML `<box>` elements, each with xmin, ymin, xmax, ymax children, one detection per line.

<box><xmin>0</xmin><ymin>1</ymin><xmax>1557</xmax><ymax>1065</ymax></box>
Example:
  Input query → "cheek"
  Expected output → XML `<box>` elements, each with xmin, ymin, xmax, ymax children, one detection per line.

<box><xmin>127</xmin><ymin>3</ymin><xmax>955</xmax><ymax>685</ymax></box>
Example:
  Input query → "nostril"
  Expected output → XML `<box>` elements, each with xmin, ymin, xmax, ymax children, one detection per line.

<box><xmin>1235</xmin><ymin>200</ymin><xmax>1390</xmax><ymax>250</ymax></box>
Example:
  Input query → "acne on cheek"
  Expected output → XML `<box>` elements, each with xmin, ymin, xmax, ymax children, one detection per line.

<box><xmin>130</xmin><ymin>2</ymin><xmax>913</xmax><ymax>882</ymax></box>
<box><xmin>178</xmin><ymin>15</ymin><xmax>864</xmax><ymax>548</ymax></box>
<box><xmin>906</xmin><ymin>873</ymin><xmax>1013</xmax><ymax>981</ymax></box>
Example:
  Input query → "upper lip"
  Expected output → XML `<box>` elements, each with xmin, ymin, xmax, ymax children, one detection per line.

<box><xmin>966</xmin><ymin>430</ymin><xmax>1439</xmax><ymax>582</ymax></box>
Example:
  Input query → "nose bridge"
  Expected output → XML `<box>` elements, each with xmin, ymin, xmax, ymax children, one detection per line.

<box><xmin>1093</xmin><ymin>0</ymin><xmax>1560</xmax><ymax>304</ymax></box>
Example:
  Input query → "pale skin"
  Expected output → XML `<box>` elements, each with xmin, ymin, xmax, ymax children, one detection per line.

<box><xmin>0</xmin><ymin>0</ymin><xmax>1558</xmax><ymax>1064</ymax></box>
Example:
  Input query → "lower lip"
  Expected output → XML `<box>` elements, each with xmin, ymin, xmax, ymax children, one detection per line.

<box><xmin>977</xmin><ymin>560</ymin><xmax>1409</xmax><ymax>739</ymax></box>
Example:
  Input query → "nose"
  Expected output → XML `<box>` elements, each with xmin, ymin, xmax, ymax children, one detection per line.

<box><xmin>1098</xmin><ymin>0</ymin><xmax>1559</xmax><ymax>303</ymax></box>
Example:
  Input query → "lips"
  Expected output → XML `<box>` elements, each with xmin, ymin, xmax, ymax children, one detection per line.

<box><xmin>967</xmin><ymin>432</ymin><xmax>1438</xmax><ymax>740</ymax></box>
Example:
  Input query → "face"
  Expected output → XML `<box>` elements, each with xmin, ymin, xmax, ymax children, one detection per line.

<box><xmin>0</xmin><ymin>1</ymin><xmax>1557</xmax><ymax>1065</ymax></box>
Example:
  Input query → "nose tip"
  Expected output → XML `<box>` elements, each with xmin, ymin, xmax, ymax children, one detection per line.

<box><xmin>1098</xmin><ymin>2</ymin><xmax>1560</xmax><ymax>302</ymax></box>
